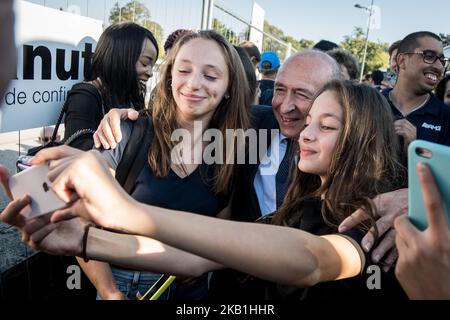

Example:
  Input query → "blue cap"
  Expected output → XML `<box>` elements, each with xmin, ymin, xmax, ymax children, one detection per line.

<box><xmin>259</xmin><ymin>51</ymin><xmax>281</xmax><ymax>71</ymax></box>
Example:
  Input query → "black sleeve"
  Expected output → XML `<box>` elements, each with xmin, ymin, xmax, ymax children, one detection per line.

<box><xmin>63</xmin><ymin>91</ymin><xmax>102</xmax><ymax>151</ymax></box>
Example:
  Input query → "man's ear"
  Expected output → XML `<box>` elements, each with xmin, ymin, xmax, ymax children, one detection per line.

<box><xmin>251</xmin><ymin>56</ymin><xmax>259</xmax><ymax>66</ymax></box>
<box><xmin>396</xmin><ymin>53</ymin><xmax>407</xmax><ymax>72</ymax></box>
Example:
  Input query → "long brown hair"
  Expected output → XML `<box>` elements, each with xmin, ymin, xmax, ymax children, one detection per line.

<box><xmin>273</xmin><ymin>80</ymin><xmax>405</xmax><ymax>235</ymax></box>
<box><xmin>144</xmin><ymin>30</ymin><xmax>251</xmax><ymax>194</ymax></box>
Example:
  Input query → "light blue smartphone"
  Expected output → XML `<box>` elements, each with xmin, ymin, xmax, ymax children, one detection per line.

<box><xmin>408</xmin><ymin>140</ymin><xmax>450</xmax><ymax>230</ymax></box>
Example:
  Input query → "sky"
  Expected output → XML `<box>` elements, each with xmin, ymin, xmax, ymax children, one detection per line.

<box><xmin>26</xmin><ymin>0</ymin><xmax>450</xmax><ymax>46</ymax></box>
<box><xmin>222</xmin><ymin>0</ymin><xmax>450</xmax><ymax>45</ymax></box>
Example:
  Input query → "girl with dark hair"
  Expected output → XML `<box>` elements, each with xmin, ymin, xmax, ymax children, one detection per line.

<box><xmin>233</xmin><ymin>45</ymin><xmax>258</xmax><ymax>105</ymax></box>
<box><xmin>63</xmin><ymin>22</ymin><xmax>159</xmax><ymax>150</ymax></box>
<box><xmin>1</xmin><ymin>81</ymin><xmax>409</xmax><ymax>300</ymax></box>
<box><xmin>61</xmin><ymin>22</ymin><xmax>159</xmax><ymax>300</ymax></box>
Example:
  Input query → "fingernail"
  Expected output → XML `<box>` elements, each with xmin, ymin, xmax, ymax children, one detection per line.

<box><xmin>383</xmin><ymin>266</ymin><xmax>390</xmax><ymax>273</ymax></box>
<box><xmin>418</xmin><ymin>162</ymin><xmax>426</xmax><ymax>172</ymax></box>
<box><xmin>339</xmin><ymin>226</ymin><xmax>347</xmax><ymax>233</ymax></box>
<box><xmin>362</xmin><ymin>240</ymin><xmax>372</xmax><ymax>252</ymax></box>
<box><xmin>373</xmin><ymin>254</ymin><xmax>381</xmax><ymax>263</ymax></box>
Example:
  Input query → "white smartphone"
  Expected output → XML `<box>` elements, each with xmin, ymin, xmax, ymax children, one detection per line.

<box><xmin>8</xmin><ymin>163</ymin><xmax>67</xmax><ymax>220</ymax></box>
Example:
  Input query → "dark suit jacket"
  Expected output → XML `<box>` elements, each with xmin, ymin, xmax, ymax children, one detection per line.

<box><xmin>229</xmin><ymin>105</ymin><xmax>280</xmax><ymax>222</ymax></box>
<box><xmin>209</xmin><ymin>105</ymin><xmax>279</xmax><ymax>300</ymax></box>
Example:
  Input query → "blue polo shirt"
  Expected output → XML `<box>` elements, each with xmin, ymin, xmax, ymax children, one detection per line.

<box><xmin>383</xmin><ymin>89</ymin><xmax>450</xmax><ymax>146</ymax></box>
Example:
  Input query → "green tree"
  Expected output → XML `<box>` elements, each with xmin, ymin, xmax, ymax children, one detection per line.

<box><xmin>340</xmin><ymin>27</ymin><xmax>389</xmax><ymax>75</ymax></box>
<box><xmin>282</xmin><ymin>36</ymin><xmax>314</xmax><ymax>51</ymax></box>
<box><xmin>263</xmin><ymin>20</ymin><xmax>285</xmax><ymax>58</ymax></box>
<box><xmin>298</xmin><ymin>39</ymin><xmax>315</xmax><ymax>50</ymax></box>
<box><xmin>109</xmin><ymin>1</ymin><xmax>164</xmax><ymax>56</ymax></box>
<box><xmin>212</xmin><ymin>18</ymin><xmax>243</xmax><ymax>45</ymax></box>
<box><xmin>262</xmin><ymin>20</ymin><xmax>314</xmax><ymax>59</ymax></box>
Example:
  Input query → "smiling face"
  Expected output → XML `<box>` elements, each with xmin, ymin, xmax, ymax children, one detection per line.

<box><xmin>298</xmin><ymin>90</ymin><xmax>343</xmax><ymax>182</ymax></box>
<box><xmin>135</xmin><ymin>38</ymin><xmax>158</xmax><ymax>81</ymax></box>
<box><xmin>398</xmin><ymin>36</ymin><xmax>445</xmax><ymax>94</ymax></box>
<box><xmin>272</xmin><ymin>54</ymin><xmax>334</xmax><ymax>139</ymax></box>
<box><xmin>171</xmin><ymin>38</ymin><xmax>229</xmax><ymax>124</ymax></box>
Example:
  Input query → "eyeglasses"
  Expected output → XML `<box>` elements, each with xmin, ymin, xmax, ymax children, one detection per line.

<box><xmin>404</xmin><ymin>50</ymin><xmax>450</xmax><ymax>69</ymax></box>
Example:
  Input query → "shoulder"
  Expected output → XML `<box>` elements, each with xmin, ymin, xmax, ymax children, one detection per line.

<box><xmin>381</xmin><ymin>88</ymin><xmax>392</xmax><ymax>100</ymax></box>
<box><xmin>67</xmin><ymin>82</ymin><xmax>101</xmax><ymax>105</ymax></box>
<box><xmin>251</xmin><ymin>104</ymin><xmax>273</xmax><ymax>117</ymax></box>
<box><xmin>250</xmin><ymin>105</ymin><xmax>278</xmax><ymax>130</ymax></box>
<box><xmin>427</xmin><ymin>95</ymin><xmax>450</xmax><ymax>117</ymax></box>
<box><xmin>120</xmin><ymin>120</ymin><xmax>134</xmax><ymax>141</ymax></box>
<box><xmin>97</xmin><ymin>120</ymin><xmax>134</xmax><ymax>170</ymax></box>
<box><xmin>436</xmin><ymin>97</ymin><xmax>450</xmax><ymax>115</ymax></box>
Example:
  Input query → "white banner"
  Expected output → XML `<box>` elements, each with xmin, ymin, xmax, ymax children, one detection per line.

<box><xmin>249</xmin><ymin>2</ymin><xmax>265</xmax><ymax>53</ymax></box>
<box><xmin>0</xmin><ymin>1</ymin><xmax>103</xmax><ymax>133</ymax></box>
<box><xmin>368</xmin><ymin>5</ymin><xmax>381</xmax><ymax>30</ymax></box>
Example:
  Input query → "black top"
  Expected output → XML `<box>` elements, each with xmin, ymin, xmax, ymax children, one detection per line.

<box><xmin>63</xmin><ymin>83</ymin><xmax>103</xmax><ymax>150</ymax></box>
<box><xmin>63</xmin><ymin>82</ymin><xmax>142</xmax><ymax>151</ymax></box>
<box><xmin>101</xmin><ymin>121</ymin><xmax>229</xmax><ymax>298</ymax></box>
<box><xmin>264</xmin><ymin>199</ymin><xmax>406</xmax><ymax>300</ymax></box>
<box><xmin>102</xmin><ymin>121</ymin><xmax>229</xmax><ymax>216</ymax></box>
<box><xmin>382</xmin><ymin>89</ymin><xmax>450</xmax><ymax>147</ymax></box>
<box><xmin>210</xmin><ymin>199</ymin><xmax>407</xmax><ymax>301</ymax></box>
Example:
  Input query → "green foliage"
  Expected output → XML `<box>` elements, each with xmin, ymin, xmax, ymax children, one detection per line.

<box><xmin>212</xmin><ymin>18</ymin><xmax>242</xmax><ymax>44</ymax></box>
<box><xmin>262</xmin><ymin>20</ymin><xmax>314</xmax><ymax>60</ymax></box>
<box><xmin>262</xmin><ymin>20</ymin><xmax>287</xmax><ymax>59</ymax></box>
<box><xmin>213</xmin><ymin>17</ymin><xmax>314</xmax><ymax>61</ymax></box>
<box><xmin>340</xmin><ymin>27</ymin><xmax>389</xmax><ymax>74</ymax></box>
<box><xmin>282</xmin><ymin>36</ymin><xmax>314</xmax><ymax>51</ymax></box>
<box><xmin>109</xmin><ymin>1</ymin><xmax>164</xmax><ymax>57</ymax></box>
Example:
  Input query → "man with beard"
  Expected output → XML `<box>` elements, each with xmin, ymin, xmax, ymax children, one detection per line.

<box><xmin>383</xmin><ymin>32</ymin><xmax>450</xmax><ymax>149</ymax></box>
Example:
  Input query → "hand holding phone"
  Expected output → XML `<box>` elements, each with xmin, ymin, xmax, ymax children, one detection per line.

<box><xmin>8</xmin><ymin>163</ymin><xmax>68</xmax><ymax>220</ymax></box>
<box><xmin>408</xmin><ymin>140</ymin><xmax>450</xmax><ymax>230</ymax></box>
<box><xmin>16</xmin><ymin>155</ymin><xmax>34</xmax><ymax>172</ymax></box>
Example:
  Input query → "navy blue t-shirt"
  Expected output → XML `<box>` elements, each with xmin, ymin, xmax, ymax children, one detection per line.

<box><xmin>101</xmin><ymin>121</ymin><xmax>229</xmax><ymax>216</ymax></box>
<box><xmin>257</xmin><ymin>79</ymin><xmax>275</xmax><ymax>106</ymax></box>
<box><xmin>382</xmin><ymin>89</ymin><xmax>450</xmax><ymax>146</ymax></box>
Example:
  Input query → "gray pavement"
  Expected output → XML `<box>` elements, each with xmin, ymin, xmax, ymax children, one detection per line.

<box><xmin>0</xmin><ymin>128</ymin><xmax>45</xmax><ymax>272</ymax></box>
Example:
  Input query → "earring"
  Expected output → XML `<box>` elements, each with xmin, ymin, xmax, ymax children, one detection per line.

<box><xmin>224</xmin><ymin>93</ymin><xmax>230</xmax><ymax>99</ymax></box>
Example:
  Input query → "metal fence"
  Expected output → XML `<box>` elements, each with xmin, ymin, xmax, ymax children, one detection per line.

<box><xmin>212</xmin><ymin>0</ymin><xmax>296</xmax><ymax>61</ymax></box>
<box><xmin>26</xmin><ymin>0</ymin><xmax>295</xmax><ymax>59</ymax></box>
